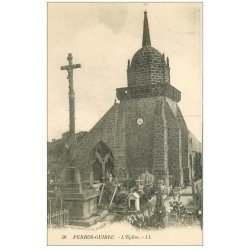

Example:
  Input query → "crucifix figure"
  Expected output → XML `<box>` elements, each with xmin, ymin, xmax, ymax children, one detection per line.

<box><xmin>95</xmin><ymin>151</ymin><xmax>110</xmax><ymax>183</ymax></box>
<box><xmin>61</xmin><ymin>53</ymin><xmax>81</xmax><ymax>167</ymax></box>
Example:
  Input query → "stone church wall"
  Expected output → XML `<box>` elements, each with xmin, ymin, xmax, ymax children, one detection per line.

<box><xmin>75</xmin><ymin>104</ymin><xmax>121</xmax><ymax>180</ymax></box>
<box><xmin>73</xmin><ymin>95</ymin><xmax>189</xmax><ymax>187</ymax></box>
<box><xmin>122</xmin><ymin>97</ymin><xmax>157</xmax><ymax>178</ymax></box>
<box><xmin>163</xmin><ymin>100</ymin><xmax>181</xmax><ymax>187</ymax></box>
<box><xmin>152</xmin><ymin>99</ymin><xmax>168</xmax><ymax>182</ymax></box>
<box><xmin>176</xmin><ymin>105</ymin><xmax>189</xmax><ymax>186</ymax></box>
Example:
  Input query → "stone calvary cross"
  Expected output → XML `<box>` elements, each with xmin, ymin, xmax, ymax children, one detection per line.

<box><xmin>61</xmin><ymin>53</ymin><xmax>81</xmax><ymax>167</ymax></box>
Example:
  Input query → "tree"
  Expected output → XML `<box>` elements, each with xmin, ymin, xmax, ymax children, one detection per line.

<box><xmin>168</xmin><ymin>196</ymin><xmax>201</xmax><ymax>227</ymax></box>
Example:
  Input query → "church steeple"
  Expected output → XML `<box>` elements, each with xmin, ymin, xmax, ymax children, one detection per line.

<box><xmin>118</xmin><ymin>10</ymin><xmax>181</xmax><ymax>102</ymax></box>
<box><xmin>142</xmin><ymin>11</ymin><xmax>151</xmax><ymax>47</ymax></box>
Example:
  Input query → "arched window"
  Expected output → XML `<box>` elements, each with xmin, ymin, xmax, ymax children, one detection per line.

<box><xmin>89</xmin><ymin>141</ymin><xmax>115</xmax><ymax>182</ymax></box>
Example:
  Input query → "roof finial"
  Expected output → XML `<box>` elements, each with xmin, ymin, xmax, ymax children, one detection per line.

<box><xmin>166</xmin><ymin>57</ymin><xmax>170</xmax><ymax>68</ymax></box>
<box><xmin>142</xmin><ymin>9</ymin><xmax>151</xmax><ymax>47</ymax></box>
<box><xmin>142</xmin><ymin>3</ymin><xmax>148</xmax><ymax>12</ymax></box>
<box><xmin>127</xmin><ymin>59</ymin><xmax>130</xmax><ymax>70</ymax></box>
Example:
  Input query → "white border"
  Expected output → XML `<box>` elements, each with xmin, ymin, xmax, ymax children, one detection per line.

<box><xmin>1</xmin><ymin>0</ymin><xmax>250</xmax><ymax>249</ymax></box>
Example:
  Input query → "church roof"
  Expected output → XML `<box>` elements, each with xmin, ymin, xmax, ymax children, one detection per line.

<box><xmin>128</xmin><ymin>192</ymin><xmax>140</xmax><ymax>199</ymax></box>
<box><xmin>117</xmin><ymin>11</ymin><xmax>181</xmax><ymax>101</ymax></box>
<box><xmin>131</xmin><ymin>46</ymin><xmax>164</xmax><ymax>68</ymax></box>
<box><xmin>131</xmin><ymin>11</ymin><xmax>165</xmax><ymax>69</ymax></box>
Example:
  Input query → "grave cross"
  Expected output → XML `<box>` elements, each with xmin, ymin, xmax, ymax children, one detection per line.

<box><xmin>136</xmin><ymin>176</ymin><xmax>144</xmax><ymax>190</ymax></box>
<box><xmin>61</xmin><ymin>53</ymin><xmax>81</xmax><ymax>166</ymax></box>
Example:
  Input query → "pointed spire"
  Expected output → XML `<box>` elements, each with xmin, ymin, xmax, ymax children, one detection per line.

<box><xmin>166</xmin><ymin>57</ymin><xmax>170</xmax><ymax>68</ymax></box>
<box><xmin>127</xmin><ymin>59</ymin><xmax>130</xmax><ymax>70</ymax></box>
<box><xmin>142</xmin><ymin>11</ymin><xmax>151</xmax><ymax>47</ymax></box>
<box><xmin>162</xmin><ymin>53</ymin><xmax>165</xmax><ymax>63</ymax></box>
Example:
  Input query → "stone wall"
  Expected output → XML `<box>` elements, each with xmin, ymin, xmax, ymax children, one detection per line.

<box><xmin>152</xmin><ymin>99</ymin><xmax>168</xmax><ymax>183</ymax></box>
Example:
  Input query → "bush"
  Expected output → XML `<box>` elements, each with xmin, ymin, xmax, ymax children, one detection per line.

<box><xmin>168</xmin><ymin>196</ymin><xmax>201</xmax><ymax>227</ymax></box>
<box><xmin>113</xmin><ymin>192</ymin><xmax>127</xmax><ymax>207</ymax></box>
<box><xmin>128</xmin><ymin>194</ymin><xmax>202</xmax><ymax>229</ymax></box>
<box><xmin>140</xmin><ymin>185</ymin><xmax>155</xmax><ymax>205</ymax></box>
<box><xmin>128</xmin><ymin>185</ymin><xmax>167</xmax><ymax>229</ymax></box>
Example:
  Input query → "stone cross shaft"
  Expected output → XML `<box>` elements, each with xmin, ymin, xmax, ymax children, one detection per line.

<box><xmin>61</xmin><ymin>53</ymin><xmax>81</xmax><ymax>167</ymax></box>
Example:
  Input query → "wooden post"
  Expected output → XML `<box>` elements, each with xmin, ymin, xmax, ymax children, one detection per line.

<box><xmin>62</xmin><ymin>211</ymin><xmax>65</xmax><ymax>227</ymax></box>
<box><xmin>90</xmin><ymin>171</ymin><xmax>93</xmax><ymax>186</ymax></box>
<box><xmin>191</xmin><ymin>153</ymin><xmax>196</xmax><ymax>203</ymax></box>
<box><xmin>56</xmin><ymin>211</ymin><xmax>58</xmax><ymax>226</ymax></box>
<box><xmin>60</xmin><ymin>197</ymin><xmax>63</xmax><ymax>211</ymax></box>
<box><xmin>59</xmin><ymin>211</ymin><xmax>61</xmax><ymax>227</ymax></box>
<box><xmin>66</xmin><ymin>210</ymin><xmax>69</xmax><ymax>226</ymax></box>
<box><xmin>109</xmin><ymin>185</ymin><xmax>118</xmax><ymax>207</ymax></box>
<box><xmin>109</xmin><ymin>178</ymin><xmax>119</xmax><ymax>207</ymax></box>
<box><xmin>98</xmin><ymin>183</ymin><xmax>105</xmax><ymax>205</ymax></box>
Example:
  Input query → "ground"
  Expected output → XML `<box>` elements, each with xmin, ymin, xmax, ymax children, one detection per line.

<box><xmin>48</xmin><ymin>193</ymin><xmax>201</xmax><ymax>245</ymax></box>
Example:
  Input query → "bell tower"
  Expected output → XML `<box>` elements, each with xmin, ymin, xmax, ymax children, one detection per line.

<box><xmin>117</xmin><ymin>11</ymin><xmax>180</xmax><ymax>102</ymax></box>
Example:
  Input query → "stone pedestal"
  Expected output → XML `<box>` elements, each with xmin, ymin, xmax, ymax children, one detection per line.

<box><xmin>60</xmin><ymin>167</ymin><xmax>82</xmax><ymax>193</ymax></box>
<box><xmin>62</xmin><ymin>191</ymin><xmax>97</xmax><ymax>224</ymax></box>
<box><xmin>59</xmin><ymin>167</ymin><xmax>98</xmax><ymax>225</ymax></box>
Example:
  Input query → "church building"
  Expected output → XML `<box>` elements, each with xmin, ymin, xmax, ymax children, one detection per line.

<box><xmin>69</xmin><ymin>11</ymin><xmax>202</xmax><ymax>188</ymax></box>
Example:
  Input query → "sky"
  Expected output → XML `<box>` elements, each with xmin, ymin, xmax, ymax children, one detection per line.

<box><xmin>48</xmin><ymin>3</ymin><xmax>202</xmax><ymax>142</ymax></box>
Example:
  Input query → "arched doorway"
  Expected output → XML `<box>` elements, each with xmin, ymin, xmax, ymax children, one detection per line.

<box><xmin>89</xmin><ymin>141</ymin><xmax>115</xmax><ymax>183</ymax></box>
